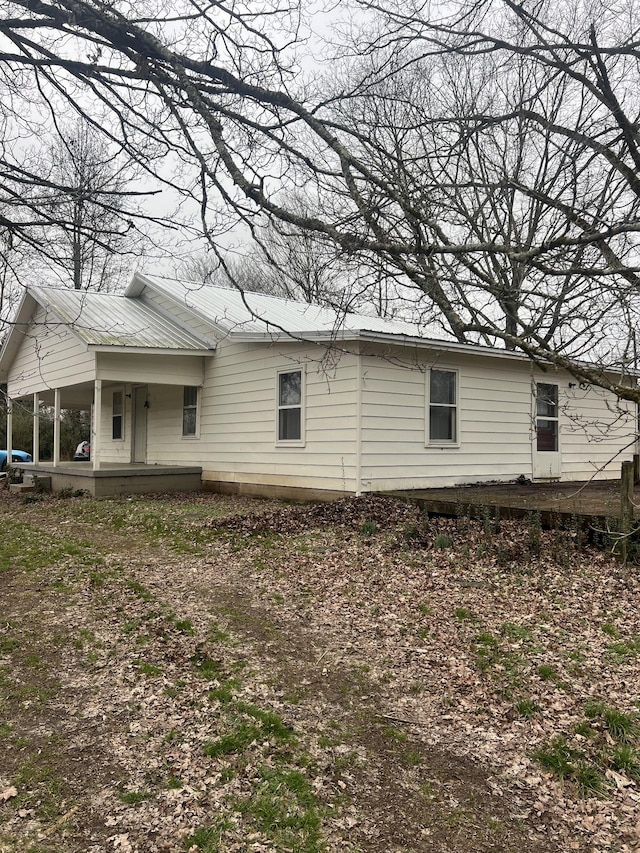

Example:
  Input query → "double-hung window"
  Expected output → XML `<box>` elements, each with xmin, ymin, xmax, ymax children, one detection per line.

<box><xmin>428</xmin><ymin>368</ymin><xmax>457</xmax><ymax>443</ymax></box>
<box><xmin>112</xmin><ymin>390</ymin><xmax>123</xmax><ymax>440</ymax></box>
<box><xmin>277</xmin><ymin>369</ymin><xmax>303</xmax><ymax>442</ymax></box>
<box><xmin>182</xmin><ymin>386</ymin><xmax>198</xmax><ymax>437</ymax></box>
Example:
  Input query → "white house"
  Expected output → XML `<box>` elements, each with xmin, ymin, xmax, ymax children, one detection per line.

<box><xmin>0</xmin><ymin>272</ymin><xmax>636</xmax><ymax>497</ymax></box>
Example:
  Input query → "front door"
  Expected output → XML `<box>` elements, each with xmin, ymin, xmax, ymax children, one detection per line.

<box><xmin>132</xmin><ymin>385</ymin><xmax>148</xmax><ymax>463</ymax></box>
<box><xmin>533</xmin><ymin>382</ymin><xmax>562</xmax><ymax>479</ymax></box>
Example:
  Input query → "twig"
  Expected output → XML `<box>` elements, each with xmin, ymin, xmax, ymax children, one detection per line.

<box><xmin>380</xmin><ymin>713</ymin><xmax>419</xmax><ymax>725</ymax></box>
<box><xmin>39</xmin><ymin>805</ymin><xmax>79</xmax><ymax>839</ymax></box>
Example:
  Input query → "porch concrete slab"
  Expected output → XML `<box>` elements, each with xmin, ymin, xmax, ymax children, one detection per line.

<box><xmin>14</xmin><ymin>463</ymin><xmax>202</xmax><ymax>497</ymax></box>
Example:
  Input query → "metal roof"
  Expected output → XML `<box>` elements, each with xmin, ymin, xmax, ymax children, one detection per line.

<box><xmin>29</xmin><ymin>285</ymin><xmax>214</xmax><ymax>352</ymax></box>
<box><xmin>128</xmin><ymin>273</ymin><xmax>534</xmax><ymax>362</ymax></box>
<box><xmin>129</xmin><ymin>274</ymin><xmax>432</xmax><ymax>339</ymax></box>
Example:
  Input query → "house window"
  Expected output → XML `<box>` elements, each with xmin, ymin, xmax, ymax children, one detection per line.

<box><xmin>182</xmin><ymin>386</ymin><xmax>198</xmax><ymax>436</ymax></box>
<box><xmin>429</xmin><ymin>368</ymin><xmax>457</xmax><ymax>443</ymax></box>
<box><xmin>277</xmin><ymin>370</ymin><xmax>303</xmax><ymax>442</ymax></box>
<box><xmin>112</xmin><ymin>390</ymin><xmax>123</xmax><ymax>440</ymax></box>
<box><xmin>536</xmin><ymin>383</ymin><xmax>558</xmax><ymax>451</ymax></box>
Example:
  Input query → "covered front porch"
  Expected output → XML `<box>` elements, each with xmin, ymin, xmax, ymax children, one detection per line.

<box><xmin>0</xmin><ymin>283</ymin><xmax>216</xmax><ymax>495</ymax></box>
<box><xmin>6</xmin><ymin>375</ymin><xmax>206</xmax><ymax>495</ymax></box>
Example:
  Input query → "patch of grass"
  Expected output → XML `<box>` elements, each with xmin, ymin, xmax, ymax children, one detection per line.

<box><xmin>471</xmin><ymin>631</ymin><xmax>523</xmax><ymax>678</ymax></box>
<box><xmin>118</xmin><ymin>789</ymin><xmax>152</xmax><ymax>805</ymax></box>
<box><xmin>404</xmin><ymin>749</ymin><xmax>421</xmax><ymax>766</ymax></box>
<box><xmin>360</xmin><ymin>519</ymin><xmax>377</xmax><ymax>535</ymax></box>
<box><xmin>515</xmin><ymin>697</ymin><xmax>540</xmax><ymax>719</ymax></box>
<box><xmin>381</xmin><ymin>724</ymin><xmax>408</xmax><ymax>743</ymax></box>
<box><xmin>535</xmin><ymin>698</ymin><xmax>640</xmax><ymax>797</ymax></box>
<box><xmin>532</xmin><ymin>736</ymin><xmax>586</xmax><ymax>781</ymax></box>
<box><xmin>174</xmin><ymin>618</ymin><xmax>195</xmax><ymax>635</ymax></box>
<box><xmin>601</xmin><ymin>622</ymin><xmax>621</xmax><ymax>638</ymax></box>
<box><xmin>203</xmin><ymin>703</ymin><xmax>294</xmax><ymax>758</ymax></box>
<box><xmin>125</xmin><ymin>579</ymin><xmax>153</xmax><ymax>601</ymax></box>
<box><xmin>13</xmin><ymin>753</ymin><xmax>64</xmax><ymax>820</ymax></box>
<box><xmin>434</xmin><ymin>533</ymin><xmax>453</xmax><ymax>550</ymax></box>
<box><xmin>584</xmin><ymin>699</ymin><xmax>606</xmax><ymax>719</ymax></box>
<box><xmin>234</xmin><ymin>702</ymin><xmax>294</xmax><ymax>741</ymax></box>
<box><xmin>208</xmin><ymin>622</ymin><xmax>230</xmax><ymax>643</ymax></box>
<box><xmin>474</xmin><ymin>632</ymin><xmax>498</xmax><ymax>648</ymax></box>
<box><xmin>454</xmin><ymin>606</ymin><xmax>472</xmax><ymax>621</ymax></box>
<box><xmin>610</xmin><ymin>745</ymin><xmax>640</xmax><ymax>781</ymax></box>
<box><xmin>574</xmin><ymin>721</ymin><xmax>596</xmax><ymax>738</ymax></box>
<box><xmin>203</xmin><ymin>722</ymin><xmax>267</xmax><ymax>758</ymax></box>
<box><xmin>183</xmin><ymin>817</ymin><xmax>234</xmax><ymax>851</ymax></box>
<box><xmin>208</xmin><ymin>677</ymin><xmax>239</xmax><ymax>705</ymax></box>
<box><xmin>501</xmin><ymin>622</ymin><xmax>532</xmax><ymax>640</ymax></box>
<box><xmin>602</xmin><ymin>708</ymin><xmax>639</xmax><ymax>744</ymax></box>
<box><xmin>584</xmin><ymin>700</ymin><xmax>639</xmax><ymax>743</ymax></box>
<box><xmin>191</xmin><ymin>648</ymin><xmax>225</xmax><ymax>680</ymax></box>
<box><xmin>132</xmin><ymin>659</ymin><xmax>162</xmax><ymax>677</ymax></box>
<box><xmin>0</xmin><ymin>520</ymin><xmax>95</xmax><ymax>573</ymax></box>
<box><xmin>574</xmin><ymin>763</ymin><xmax>606</xmax><ymax>797</ymax></box>
<box><xmin>235</xmin><ymin>765</ymin><xmax>325</xmax><ymax>853</ymax></box>
<box><xmin>606</xmin><ymin>635</ymin><xmax>640</xmax><ymax>661</ymax></box>
<box><xmin>536</xmin><ymin>664</ymin><xmax>557</xmax><ymax>681</ymax></box>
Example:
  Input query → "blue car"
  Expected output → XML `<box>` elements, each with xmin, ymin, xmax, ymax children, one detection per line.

<box><xmin>0</xmin><ymin>450</ymin><xmax>32</xmax><ymax>471</ymax></box>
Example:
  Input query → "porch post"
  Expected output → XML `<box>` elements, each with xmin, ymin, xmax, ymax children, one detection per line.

<box><xmin>53</xmin><ymin>389</ymin><xmax>61</xmax><ymax>466</ymax></box>
<box><xmin>92</xmin><ymin>379</ymin><xmax>102</xmax><ymax>470</ymax></box>
<box><xmin>32</xmin><ymin>393</ymin><xmax>39</xmax><ymax>464</ymax></box>
<box><xmin>6</xmin><ymin>398</ymin><xmax>12</xmax><ymax>461</ymax></box>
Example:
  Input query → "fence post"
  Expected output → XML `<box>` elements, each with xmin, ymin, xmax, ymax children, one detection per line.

<box><xmin>621</xmin><ymin>461</ymin><xmax>635</xmax><ymax>560</ymax></box>
<box><xmin>634</xmin><ymin>454</ymin><xmax>640</xmax><ymax>485</ymax></box>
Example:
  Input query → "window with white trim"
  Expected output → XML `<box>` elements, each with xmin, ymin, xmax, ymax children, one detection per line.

<box><xmin>536</xmin><ymin>382</ymin><xmax>558</xmax><ymax>451</ymax></box>
<box><xmin>182</xmin><ymin>386</ymin><xmax>198</xmax><ymax>436</ymax></box>
<box><xmin>112</xmin><ymin>390</ymin><xmax>123</xmax><ymax>440</ymax></box>
<box><xmin>428</xmin><ymin>368</ymin><xmax>457</xmax><ymax>443</ymax></box>
<box><xmin>277</xmin><ymin>370</ymin><xmax>303</xmax><ymax>442</ymax></box>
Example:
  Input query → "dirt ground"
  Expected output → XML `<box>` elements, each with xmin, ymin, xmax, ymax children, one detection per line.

<box><xmin>1</xmin><ymin>491</ymin><xmax>639</xmax><ymax>853</ymax></box>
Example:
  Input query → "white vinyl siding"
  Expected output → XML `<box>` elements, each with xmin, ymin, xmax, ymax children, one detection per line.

<box><xmin>98</xmin><ymin>384</ymin><xmax>132</xmax><ymax>463</ymax></box>
<box><xmin>358</xmin><ymin>348</ymin><xmax>637</xmax><ymax>490</ymax></box>
<box><xmin>7</xmin><ymin>304</ymin><xmax>95</xmax><ymax>397</ymax></box>
<box><xmin>97</xmin><ymin>352</ymin><xmax>205</xmax><ymax>386</ymax></box>
<box><xmin>194</xmin><ymin>340</ymin><xmax>359</xmax><ymax>492</ymax></box>
<box><xmin>556</xmin><ymin>384</ymin><xmax>636</xmax><ymax>480</ymax></box>
<box><xmin>360</xmin><ymin>349</ymin><xmax>533</xmax><ymax>491</ymax></box>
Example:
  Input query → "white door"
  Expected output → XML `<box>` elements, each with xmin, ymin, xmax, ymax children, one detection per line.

<box><xmin>132</xmin><ymin>385</ymin><xmax>148</xmax><ymax>463</ymax></box>
<box><xmin>532</xmin><ymin>382</ymin><xmax>561</xmax><ymax>479</ymax></box>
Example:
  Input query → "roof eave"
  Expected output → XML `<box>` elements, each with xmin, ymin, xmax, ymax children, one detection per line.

<box><xmin>226</xmin><ymin>327</ymin><xmax>532</xmax><ymax>361</ymax></box>
<box><xmin>89</xmin><ymin>344</ymin><xmax>216</xmax><ymax>356</ymax></box>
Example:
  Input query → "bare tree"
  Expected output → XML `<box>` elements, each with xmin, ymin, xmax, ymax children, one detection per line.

<box><xmin>41</xmin><ymin>121</ymin><xmax>146</xmax><ymax>291</ymax></box>
<box><xmin>1</xmin><ymin>1</ymin><xmax>640</xmax><ymax>399</ymax></box>
<box><xmin>325</xmin><ymin>43</ymin><xmax>637</xmax><ymax>356</ymax></box>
